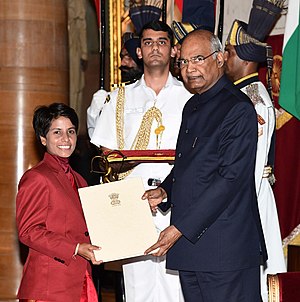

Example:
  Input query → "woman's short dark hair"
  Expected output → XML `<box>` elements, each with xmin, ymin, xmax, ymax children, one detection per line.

<box><xmin>139</xmin><ymin>20</ymin><xmax>174</xmax><ymax>46</ymax></box>
<box><xmin>33</xmin><ymin>103</ymin><xmax>79</xmax><ymax>143</ymax></box>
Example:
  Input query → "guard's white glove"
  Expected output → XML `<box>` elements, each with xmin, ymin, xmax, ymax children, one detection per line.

<box><xmin>262</xmin><ymin>165</ymin><xmax>276</xmax><ymax>185</ymax></box>
<box><xmin>262</xmin><ymin>165</ymin><xmax>272</xmax><ymax>178</ymax></box>
<box><xmin>87</xmin><ymin>89</ymin><xmax>109</xmax><ymax>138</ymax></box>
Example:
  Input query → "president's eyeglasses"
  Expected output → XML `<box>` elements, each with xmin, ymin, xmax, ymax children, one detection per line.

<box><xmin>177</xmin><ymin>51</ymin><xmax>218</xmax><ymax>69</ymax></box>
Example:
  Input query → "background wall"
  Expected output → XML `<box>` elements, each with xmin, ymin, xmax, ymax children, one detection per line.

<box><xmin>0</xmin><ymin>0</ymin><xmax>69</xmax><ymax>299</ymax></box>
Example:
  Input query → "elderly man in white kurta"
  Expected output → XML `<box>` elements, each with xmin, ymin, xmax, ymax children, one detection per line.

<box><xmin>91</xmin><ymin>20</ymin><xmax>192</xmax><ymax>302</ymax></box>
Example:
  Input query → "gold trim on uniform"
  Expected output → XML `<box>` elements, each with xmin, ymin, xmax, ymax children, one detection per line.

<box><xmin>233</xmin><ymin>72</ymin><xmax>259</xmax><ymax>86</ymax></box>
<box><xmin>115</xmin><ymin>87</ymin><xmax>165</xmax><ymax>179</ymax></box>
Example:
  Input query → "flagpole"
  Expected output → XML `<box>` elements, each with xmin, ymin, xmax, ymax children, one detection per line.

<box><xmin>162</xmin><ymin>0</ymin><xmax>167</xmax><ymax>23</ymax></box>
<box><xmin>217</xmin><ymin>0</ymin><xmax>224</xmax><ymax>43</ymax></box>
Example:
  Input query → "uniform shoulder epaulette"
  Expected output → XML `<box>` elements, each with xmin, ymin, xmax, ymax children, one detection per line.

<box><xmin>111</xmin><ymin>79</ymin><xmax>136</xmax><ymax>90</ymax></box>
<box><xmin>111</xmin><ymin>78</ymin><xmax>140</xmax><ymax>90</ymax></box>
<box><xmin>111</xmin><ymin>83</ymin><xmax>126</xmax><ymax>90</ymax></box>
<box><xmin>245</xmin><ymin>83</ymin><xmax>265</xmax><ymax>106</ymax></box>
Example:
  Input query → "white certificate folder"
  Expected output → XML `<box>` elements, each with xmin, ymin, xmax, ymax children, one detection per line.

<box><xmin>79</xmin><ymin>177</ymin><xmax>158</xmax><ymax>262</ymax></box>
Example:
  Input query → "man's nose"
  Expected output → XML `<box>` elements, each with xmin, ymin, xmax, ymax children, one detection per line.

<box><xmin>121</xmin><ymin>57</ymin><xmax>128</xmax><ymax>66</ymax></box>
<box><xmin>186</xmin><ymin>60</ymin><xmax>196</xmax><ymax>72</ymax></box>
<box><xmin>151</xmin><ymin>41</ymin><xmax>159</xmax><ymax>50</ymax></box>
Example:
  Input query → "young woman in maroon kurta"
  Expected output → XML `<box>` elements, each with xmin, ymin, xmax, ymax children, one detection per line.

<box><xmin>16</xmin><ymin>103</ymin><xmax>102</xmax><ymax>302</ymax></box>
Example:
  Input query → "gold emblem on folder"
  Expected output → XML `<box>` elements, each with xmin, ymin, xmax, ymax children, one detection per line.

<box><xmin>109</xmin><ymin>193</ymin><xmax>121</xmax><ymax>206</ymax></box>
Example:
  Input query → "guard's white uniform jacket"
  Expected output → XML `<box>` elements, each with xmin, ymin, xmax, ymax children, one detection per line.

<box><xmin>91</xmin><ymin>73</ymin><xmax>192</xmax><ymax>302</ymax></box>
<box><xmin>240</xmin><ymin>79</ymin><xmax>286</xmax><ymax>302</ymax></box>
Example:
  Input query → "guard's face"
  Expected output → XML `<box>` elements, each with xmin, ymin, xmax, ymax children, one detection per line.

<box><xmin>120</xmin><ymin>47</ymin><xmax>138</xmax><ymax>69</ymax></box>
<box><xmin>119</xmin><ymin>47</ymin><xmax>141</xmax><ymax>82</ymax></box>
<box><xmin>180</xmin><ymin>33</ymin><xmax>224</xmax><ymax>94</ymax></box>
<box><xmin>173</xmin><ymin>42</ymin><xmax>181</xmax><ymax>71</ymax></box>
<box><xmin>175</xmin><ymin>42</ymin><xmax>181</xmax><ymax>60</ymax></box>
<box><xmin>40</xmin><ymin>116</ymin><xmax>77</xmax><ymax>158</ymax></box>
<box><xmin>137</xmin><ymin>29</ymin><xmax>175</xmax><ymax>69</ymax></box>
<box><xmin>224</xmin><ymin>44</ymin><xmax>244</xmax><ymax>82</ymax></box>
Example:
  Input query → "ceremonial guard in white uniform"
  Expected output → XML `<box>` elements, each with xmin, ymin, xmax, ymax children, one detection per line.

<box><xmin>91</xmin><ymin>21</ymin><xmax>192</xmax><ymax>302</ymax></box>
<box><xmin>224</xmin><ymin>1</ymin><xmax>286</xmax><ymax>300</ymax></box>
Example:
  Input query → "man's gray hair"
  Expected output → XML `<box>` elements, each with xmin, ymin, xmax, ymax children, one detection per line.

<box><xmin>210</xmin><ymin>34</ymin><xmax>222</xmax><ymax>59</ymax></box>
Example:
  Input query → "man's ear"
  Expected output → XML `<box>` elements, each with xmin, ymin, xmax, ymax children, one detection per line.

<box><xmin>216</xmin><ymin>51</ymin><xmax>225</xmax><ymax>68</ymax></box>
<box><xmin>136</xmin><ymin>47</ymin><xmax>142</xmax><ymax>59</ymax></box>
<box><xmin>40</xmin><ymin>136</ymin><xmax>47</xmax><ymax>146</ymax></box>
<box><xmin>170</xmin><ymin>46</ymin><xmax>177</xmax><ymax>58</ymax></box>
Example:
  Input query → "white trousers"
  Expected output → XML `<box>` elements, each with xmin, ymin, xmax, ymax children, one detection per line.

<box><xmin>258</xmin><ymin>180</ymin><xmax>287</xmax><ymax>302</ymax></box>
<box><xmin>123</xmin><ymin>254</ymin><xmax>184</xmax><ymax>302</ymax></box>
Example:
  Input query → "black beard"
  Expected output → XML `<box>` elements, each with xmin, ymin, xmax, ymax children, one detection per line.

<box><xmin>119</xmin><ymin>66</ymin><xmax>143</xmax><ymax>83</ymax></box>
